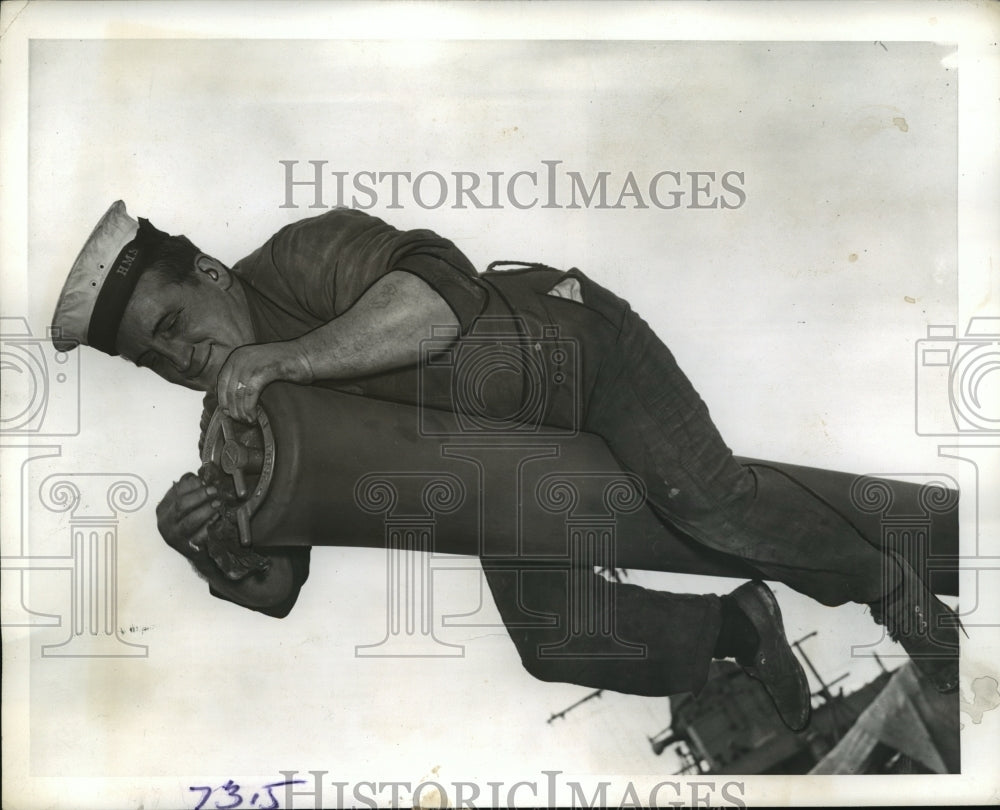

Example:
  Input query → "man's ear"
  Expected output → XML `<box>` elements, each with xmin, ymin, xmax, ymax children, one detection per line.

<box><xmin>193</xmin><ymin>254</ymin><xmax>234</xmax><ymax>289</ymax></box>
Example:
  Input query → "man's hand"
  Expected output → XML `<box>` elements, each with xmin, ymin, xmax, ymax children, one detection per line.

<box><xmin>216</xmin><ymin>342</ymin><xmax>314</xmax><ymax>423</ymax></box>
<box><xmin>157</xmin><ymin>473</ymin><xmax>305</xmax><ymax>614</ymax></box>
<box><xmin>156</xmin><ymin>473</ymin><xmax>223</xmax><ymax>557</ymax></box>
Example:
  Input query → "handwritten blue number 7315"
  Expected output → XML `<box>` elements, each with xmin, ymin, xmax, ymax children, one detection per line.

<box><xmin>189</xmin><ymin>778</ymin><xmax>306</xmax><ymax>810</ymax></box>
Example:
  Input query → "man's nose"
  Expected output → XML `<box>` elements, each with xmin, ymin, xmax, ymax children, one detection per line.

<box><xmin>157</xmin><ymin>340</ymin><xmax>191</xmax><ymax>374</ymax></box>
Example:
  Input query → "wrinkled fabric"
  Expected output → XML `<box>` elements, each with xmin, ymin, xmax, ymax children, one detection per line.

<box><xmin>579</xmin><ymin>298</ymin><xmax>891</xmax><ymax>607</ymax></box>
<box><xmin>234</xmin><ymin>207</ymin><xmax>487</xmax><ymax>331</ymax></box>
<box><xmin>202</xmin><ymin>209</ymin><xmax>892</xmax><ymax>695</ymax></box>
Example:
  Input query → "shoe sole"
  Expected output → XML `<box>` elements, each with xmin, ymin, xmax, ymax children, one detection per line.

<box><xmin>733</xmin><ymin>581</ymin><xmax>812</xmax><ymax>732</ymax></box>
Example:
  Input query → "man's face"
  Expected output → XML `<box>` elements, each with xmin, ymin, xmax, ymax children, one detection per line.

<box><xmin>115</xmin><ymin>257</ymin><xmax>255</xmax><ymax>392</ymax></box>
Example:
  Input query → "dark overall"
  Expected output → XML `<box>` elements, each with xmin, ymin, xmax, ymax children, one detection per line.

<box><xmin>473</xmin><ymin>265</ymin><xmax>892</xmax><ymax>696</ymax></box>
<box><xmin>220</xmin><ymin>208</ymin><xmax>896</xmax><ymax>698</ymax></box>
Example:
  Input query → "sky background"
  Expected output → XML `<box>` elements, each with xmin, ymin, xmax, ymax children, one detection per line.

<box><xmin>3</xmin><ymin>5</ymin><xmax>998</xmax><ymax>808</ymax></box>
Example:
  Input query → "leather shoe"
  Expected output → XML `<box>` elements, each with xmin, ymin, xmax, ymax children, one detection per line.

<box><xmin>870</xmin><ymin>550</ymin><xmax>961</xmax><ymax>693</ymax></box>
<box><xmin>730</xmin><ymin>580</ymin><xmax>812</xmax><ymax>732</ymax></box>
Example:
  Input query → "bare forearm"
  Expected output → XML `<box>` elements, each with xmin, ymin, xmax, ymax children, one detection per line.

<box><xmin>217</xmin><ymin>271</ymin><xmax>461</xmax><ymax>421</ymax></box>
<box><xmin>294</xmin><ymin>271</ymin><xmax>458</xmax><ymax>380</ymax></box>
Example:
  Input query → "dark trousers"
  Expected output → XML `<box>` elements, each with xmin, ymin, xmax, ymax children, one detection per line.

<box><xmin>481</xmin><ymin>271</ymin><xmax>893</xmax><ymax>696</ymax></box>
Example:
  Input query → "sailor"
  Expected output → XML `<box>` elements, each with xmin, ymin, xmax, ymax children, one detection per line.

<box><xmin>51</xmin><ymin>201</ymin><xmax>962</xmax><ymax>730</ymax></box>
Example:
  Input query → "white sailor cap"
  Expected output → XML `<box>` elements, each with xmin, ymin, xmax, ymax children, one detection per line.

<box><xmin>51</xmin><ymin>200</ymin><xmax>170</xmax><ymax>355</ymax></box>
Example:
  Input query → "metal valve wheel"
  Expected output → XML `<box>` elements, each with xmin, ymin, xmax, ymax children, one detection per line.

<box><xmin>200</xmin><ymin>405</ymin><xmax>276</xmax><ymax>547</ymax></box>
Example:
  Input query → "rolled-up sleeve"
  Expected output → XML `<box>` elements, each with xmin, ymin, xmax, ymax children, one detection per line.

<box><xmin>261</xmin><ymin>208</ymin><xmax>488</xmax><ymax>333</ymax></box>
<box><xmin>389</xmin><ymin>249</ymin><xmax>488</xmax><ymax>333</ymax></box>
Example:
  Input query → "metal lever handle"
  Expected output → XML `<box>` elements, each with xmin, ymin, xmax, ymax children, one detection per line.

<box><xmin>201</xmin><ymin>405</ymin><xmax>275</xmax><ymax>551</ymax></box>
<box><xmin>218</xmin><ymin>413</ymin><xmax>262</xmax><ymax>547</ymax></box>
